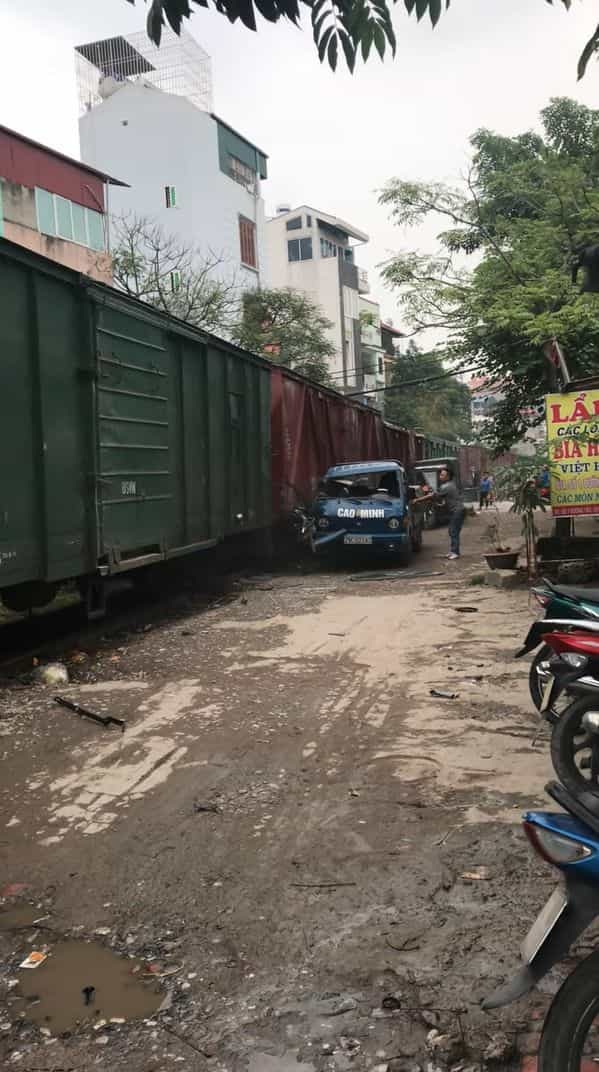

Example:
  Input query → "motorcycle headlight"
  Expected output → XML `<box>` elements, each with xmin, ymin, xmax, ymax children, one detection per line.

<box><xmin>562</xmin><ymin>653</ymin><xmax>588</xmax><ymax>669</ymax></box>
<box><xmin>387</xmin><ymin>517</ymin><xmax>400</xmax><ymax>530</ymax></box>
<box><xmin>318</xmin><ymin>517</ymin><xmax>330</xmax><ymax>530</ymax></box>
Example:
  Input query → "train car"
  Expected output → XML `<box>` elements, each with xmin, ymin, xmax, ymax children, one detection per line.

<box><xmin>270</xmin><ymin>365</ymin><xmax>423</xmax><ymax>517</ymax></box>
<box><xmin>0</xmin><ymin>239</ymin><xmax>271</xmax><ymax>615</ymax></box>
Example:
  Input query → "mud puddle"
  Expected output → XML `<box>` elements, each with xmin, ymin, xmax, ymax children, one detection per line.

<box><xmin>0</xmin><ymin>906</ymin><xmax>40</xmax><ymax>930</ymax></box>
<box><xmin>9</xmin><ymin>940</ymin><xmax>162</xmax><ymax>1034</ymax></box>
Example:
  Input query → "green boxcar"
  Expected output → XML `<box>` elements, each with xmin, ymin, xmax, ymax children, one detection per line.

<box><xmin>0</xmin><ymin>239</ymin><xmax>271</xmax><ymax>612</ymax></box>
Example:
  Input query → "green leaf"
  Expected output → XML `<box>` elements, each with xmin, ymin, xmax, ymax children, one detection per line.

<box><xmin>415</xmin><ymin>0</ymin><xmax>430</xmax><ymax>18</ymax></box>
<box><xmin>373</xmin><ymin>22</ymin><xmax>386</xmax><ymax>59</ymax></box>
<box><xmin>339</xmin><ymin>29</ymin><xmax>357</xmax><ymax>72</ymax></box>
<box><xmin>313</xmin><ymin>9</ymin><xmax>331</xmax><ymax>43</ymax></box>
<box><xmin>318</xmin><ymin>24</ymin><xmax>333</xmax><ymax>61</ymax></box>
<box><xmin>327</xmin><ymin>32</ymin><xmax>338</xmax><ymax>71</ymax></box>
<box><xmin>577</xmin><ymin>23</ymin><xmax>599</xmax><ymax>81</ymax></box>
<box><xmin>360</xmin><ymin>21</ymin><xmax>374</xmax><ymax>61</ymax></box>
<box><xmin>429</xmin><ymin>0</ymin><xmax>442</xmax><ymax>25</ymax></box>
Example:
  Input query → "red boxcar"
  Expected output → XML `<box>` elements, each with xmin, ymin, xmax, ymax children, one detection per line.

<box><xmin>270</xmin><ymin>366</ymin><xmax>424</xmax><ymax>518</ymax></box>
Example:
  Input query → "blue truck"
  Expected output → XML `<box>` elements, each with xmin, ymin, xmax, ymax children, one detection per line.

<box><xmin>311</xmin><ymin>460</ymin><xmax>424</xmax><ymax>564</ymax></box>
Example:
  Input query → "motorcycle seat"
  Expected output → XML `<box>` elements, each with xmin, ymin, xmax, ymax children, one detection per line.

<box><xmin>546</xmin><ymin>779</ymin><xmax>599</xmax><ymax>836</ymax></box>
<box><xmin>549</xmin><ymin>583</ymin><xmax>599</xmax><ymax>605</ymax></box>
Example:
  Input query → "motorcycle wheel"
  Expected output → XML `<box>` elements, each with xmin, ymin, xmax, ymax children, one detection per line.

<box><xmin>529</xmin><ymin>644</ymin><xmax>553</xmax><ymax>710</ymax></box>
<box><xmin>537</xmin><ymin>948</ymin><xmax>599</xmax><ymax>1071</ymax></box>
<box><xmin>550</xmin><ymin>695</ymin><xmax>599</xmax><ymax>795</ymax></box>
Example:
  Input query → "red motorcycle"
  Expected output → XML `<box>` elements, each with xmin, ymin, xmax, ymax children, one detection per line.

<box><xmin>541</xmin><ymin>630</ymin><xmax>599</xmax><ymax>794</ymax></box>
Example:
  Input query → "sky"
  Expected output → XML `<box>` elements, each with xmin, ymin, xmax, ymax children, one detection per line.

<box><xmin>3</xmin><ymin>0</ymin><xmax>599</xmax><ymax>327</ymax></box>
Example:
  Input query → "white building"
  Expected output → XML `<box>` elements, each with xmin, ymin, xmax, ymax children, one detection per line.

<box><xmin>76</xmin><ymin>31</ymin><xmax>268</xmax><ymax>292</ymax></box>
<box><xmin>265</xmin><ymin>205</ymin><xmax>374</xmax><ymax>391</ymax></box>
<box><xmin>358</xmin><ymin>296</ymin><xmax>387</xmax><ymax>410</ymax></box>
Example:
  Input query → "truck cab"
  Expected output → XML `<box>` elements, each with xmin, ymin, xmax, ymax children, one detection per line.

<box><xmin>311</xmin><ymin>460</ymin><xmax>423</xmax><ymax>564</ymax></box>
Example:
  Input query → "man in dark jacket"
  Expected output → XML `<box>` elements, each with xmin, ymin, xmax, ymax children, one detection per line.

<box><xmin>436</xmin><ymin>466</ymin><xmax>466</xmax><ymax>559</ymax></box>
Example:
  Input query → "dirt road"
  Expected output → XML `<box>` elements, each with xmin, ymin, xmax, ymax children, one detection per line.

<box><xmin>0</xmin><ymin>512</ymin><xmax>558</xmax><ymax>1070</ymax></box>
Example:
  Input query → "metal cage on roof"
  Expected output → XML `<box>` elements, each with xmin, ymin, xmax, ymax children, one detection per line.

<box><xmin>75</xmin><ymin>27</ymin><xmax>213</xmax><ymax>115</ymax></box>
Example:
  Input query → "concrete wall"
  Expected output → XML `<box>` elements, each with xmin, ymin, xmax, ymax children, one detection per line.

<box><xmin>79</xmin><ymin>83</ymin><xmax>267</xmax><ymax>293</ymax></box>
<box><xmin>1</xmin><ymin>179</ymin><xmax>112</xmax><ymax>283</ymax></box>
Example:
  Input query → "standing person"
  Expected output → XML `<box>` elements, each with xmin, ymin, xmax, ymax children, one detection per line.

<box><xmin>436</xmin><ymin>466</ymin><xmax>466</xmax><ymax>560</ymax></box>
<box><xmin>479</xmin><ymin>472</ymin><xmax>491</xmax><ymax>510</ymax></box>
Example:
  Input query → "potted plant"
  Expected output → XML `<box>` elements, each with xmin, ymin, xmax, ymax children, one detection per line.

<box><xmin>492</xmin><ymin>448</ymin><xmax>550</xmax><ymax>577</ymax></box>
<box><xmin>483</xmin><ymin>507</ymin><xmax>520</xmax><ymax>570</ymax></box>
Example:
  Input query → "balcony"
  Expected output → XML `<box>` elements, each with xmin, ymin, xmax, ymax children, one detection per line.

<box><xmin>358</xmin><ymin>268</ymin><xmax>369</xmax><ymax>294</ymax></box>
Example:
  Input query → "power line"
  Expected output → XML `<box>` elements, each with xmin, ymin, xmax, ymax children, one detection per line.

<box><xmin>346</xmin><ymin>363</ymin><xmax>486</xmax><ymax>398</ymax></box>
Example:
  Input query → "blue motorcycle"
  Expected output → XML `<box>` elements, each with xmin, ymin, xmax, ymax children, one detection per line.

<box><xmin>484</xmin><ymin>780</ymin><xmax>599</xmax><ymax>1069</ymax></box>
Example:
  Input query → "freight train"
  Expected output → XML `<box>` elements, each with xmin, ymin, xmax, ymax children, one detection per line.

<box><xmin>0</xmin><ymin>238</ymin><xmax>468</xmax><ymax>616</ymax></box>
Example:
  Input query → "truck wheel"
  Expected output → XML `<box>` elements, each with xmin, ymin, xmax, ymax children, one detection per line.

<box><xmin>398</xmin><ymin>540</ymin><xmax>413</xmax><ymax>567</ymax></box>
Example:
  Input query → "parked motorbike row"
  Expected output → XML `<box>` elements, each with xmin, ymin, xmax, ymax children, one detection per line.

<box><xmin>483</xmin><ymin>577</ymin><xmax>599</xmax><ymax>1069</ymax></box>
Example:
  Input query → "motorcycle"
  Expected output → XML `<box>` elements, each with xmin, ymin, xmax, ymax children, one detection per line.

<box><xmin>483</xmin><ymin>778</ymin><xmax>599</xmax><ymax>1070</ymax></box>
<box><xmin>517</xmin><ymin>577</ymin><xmax>599</xmax><ymax>711</ymax></box>
<box><xmin>538</xmin><ymin>630</ymin><xmax>599</xmax><ymax>795</ymax></box>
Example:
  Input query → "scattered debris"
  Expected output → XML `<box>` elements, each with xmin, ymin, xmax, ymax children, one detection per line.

<box><xmin>381</xmin><ymin>994</ymin><xmax>403</xmax><ymax>1010</ymax></box>
<box><xmin>82</xmin><ymin>985</ymin><xmax>95</xmax><ymax>1006</ymax></box>
<box><xmin>35</xmin><ymin>662</ymin><xmax>69</xmax><ymax>686</ymax></box>
<box><xmin>0</xmin><ymin>883</ymin><xmax>29</xmax><ymax>898</ymax></box>
<box><xmin>350</xmin><ymin>570</ymin><xmax>444</xmax><ymax>582</ymax></box>
<box><xmin>430</xmin><ymin>689</ymin><xmax>459</xmax><ymax>700</ymax></box>
<box><xmin>461</xmin><ymin>867</ymin><xmax>491</xmax><ymax>881</ymax></box>
<box><xmin>19</xmin><ymin>951</ymin><xmax>47</xmax><ymax>969</ymax></box>
<box><xmin>142</xmin><ymin>965</ymin><xmax>182</xmax><ymax>979</ymax></box>
<box><xmin>54</xmin><ymin>696</ymin><xmax>126</xmax><ymax>732</ymax></box>
<box><xmin>483</xmin><ymin>1032</ymin><xmax>513</xmax><ymax>1064</ymax></box>
<box><xmin>193</xmin><ymin>802</ymin><xmax>221</xmax><ymax>814</ymax></box>
<box><xmin>68</xmin><ymin>651</ymin><xmax>88</xmax><ymax>664</ymax></box>
<box><xmin>322</xmin><ymin>996</ymin><xmax>358</xmax><ymax>1016</ymax></box>
<box><xmin>290</xmin><ymin>882</ymin><xmax>357</xmax><ymax>889</ymax></box>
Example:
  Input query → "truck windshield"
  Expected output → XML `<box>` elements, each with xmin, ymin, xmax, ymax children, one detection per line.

<box><xmin>321</xmin><ymin>471</ymin><xmax>400</xmax><ymax>498</ymax></box>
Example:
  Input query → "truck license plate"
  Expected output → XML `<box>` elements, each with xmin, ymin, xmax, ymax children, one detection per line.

<box><xmin>521</xmin><ymin>886</ymin><xmax>568</xmax><ymax>962</ymax></box>
<box><xmin>344</xmin><ymin>535</ymin><xmax>372</xmax><ymax>545</ymax></box>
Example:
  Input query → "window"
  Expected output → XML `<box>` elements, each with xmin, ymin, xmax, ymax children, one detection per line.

<box><xmin>34</xmin><ymin>188</ymin><xmax>106</xmax><ymax>252</ymax></box>
<box><xmin>72</xmin><ymin>202</ymin><xmax>87</xmax><ymax>245</ymax></box>
<box><xmin>320</xmin><ymin>237</ymin><xmax>337</xmax><ymax>258</ymax></box>
<box><xmin>239</xmin><ymin>216</ymin><xmax>257</xmax><ymax>269</ymax></box>
<box><xmin>165</xmin><ymin>185</ymin><xmax>177</xmax><ymax>208</ymax></box>
<box><xmin>300</xmin><ymin>237</ymin><xmax>312</xmax><ymax>259</ymax></box>
<box><xmin>378</xmin><ymin>357</ymin><xmax>384</xmax><ymax>375</ymax></box>
<box><xmin>170</xmin><ymin>270</ymin><xmax>181</xmax><ymax>293</ymax></box>
<box><xmin>229</xmin><ymin>156</ymin><xmax>256</xmax><ymax>190</ymax></box>
<box><xmin>286</xmin><ymin>216</ymin><xmax>302</xmax><ymax>231</ymax></box>
<box><xmin>35</xmin><ymin>188</ymin><xmax>56</xmax><ymax>236</ymax></box>
<box><xmin>288</xmin><ymin>238</ymin><xmax>312</xmax><ymax>262</ymax></box>
<box><xmin>87</xmin><ymin>210</ymin><xmax>105</xmax><ymax>251</ymax></box>
<box><xmin>344</xmin><ymin>247</ymin><xmax>354</xmax><ymax>263</ymax></box>
<box><xmin>55</xmin><ymin>196</ymin><xmax>73</xmax><ymax>240</ymax></box>
<box><xmin>306</xmin><ymin>214</ymin><xmax>312</xmax><ymax>227</ymax></box>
